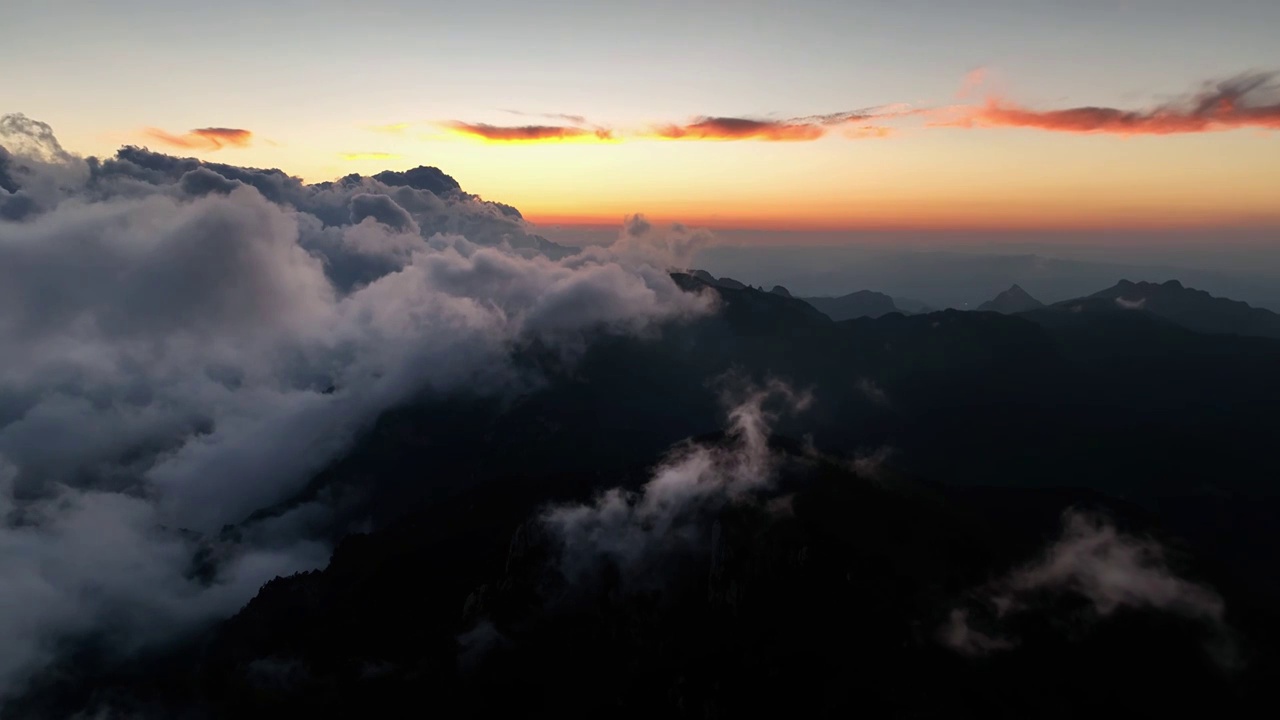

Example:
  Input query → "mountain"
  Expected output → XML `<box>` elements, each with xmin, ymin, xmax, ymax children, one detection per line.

<box><xmin>12</xmin><ymin>277</ymin><xmax>1280</xmax><ymax>718</ymax></box>
<box><xmin>978</xmin><ymin>284</ymin><xmax>1045</xmax><ymax>313</ymax></box>
<box><xmin>799</xmin><ymin>289</ymin><xmax>900</xmax><ymax>320</ymax></box>
<box><xmin>1063</xmin><ymin>279</ymin><xmax>1280</xmax><ymax>339</ymax></box>
<box><xmin>689</xmin><ymin>269</ymin><xmax>749</xmax><ymax>290</ymax></box>
<box><xmin>892</xmin><ymin>296</ymin><xmax>935</xmax><ymax>314</ymax></box>
<box><xmin>696</xmin><ymin>244</ymin><xmax>1280</xmax><ymax>312</ymax></box>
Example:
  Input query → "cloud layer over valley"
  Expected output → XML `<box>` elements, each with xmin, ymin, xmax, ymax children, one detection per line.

<box><xmin>0</xmin><ymin>114</ymin><xmax>714</xmax><ymax>698</ymax></box>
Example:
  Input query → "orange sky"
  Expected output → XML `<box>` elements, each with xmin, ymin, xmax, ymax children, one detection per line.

<box><xmin>11</xmin><ymin>1</ymin><xmax>1279</xmax><ymax>236</ymax></box>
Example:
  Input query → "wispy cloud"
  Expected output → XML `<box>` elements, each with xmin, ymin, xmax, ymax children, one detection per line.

<box><xmin>368</xmin><ymin>122</ymin><xmax>413</xmax><ymax>134</ymax></box>
<box><xmin>941</xmin><ymin>72</ymin><xmax>1280</xmax><ymax>135</ymax></box>
<box><xmin>501</xmin><ymin>109</ymin><xmax>590</xmax><ymax>125</ymax></box>
<box><xmin>956</xmin><ymin>66</ymin><xmax>989</xmax><ymax>99</ymax></box>
<box><xmin>653</xmin><ymin>117</ymin><xmax>826</xmax><ymax>141</ymax></box>
<box><xmin>648</xmin><ymin>107</ymin><xmax>905</xmax><ymax>142</ymax></box>
<box><xmin>340</xmin><ymin>152</ymin><xmax>400</xmax><ymax>161</ymax></box>
<box><xmin>143</xmin><ymin>127</ymin><xmax>252</xmax><ymax>151</ymax></box>
<box><xmin>378</xmin><ymin>72</ymin><xmax>1280</xmax><ymax>149</ymax></box>
<box><xmin>437</xmin><ymin>105</ymin><xmax>910</xmax><ymax>144</ymax></box>
<box><xmin>940</xmin><ymin>510</ymin><xmax>1235</xmax><ymax>666</ymax></box>
<box><xmin>443</xmin><ymin>122</ymin><xmax>616</xmax><ymax>143</ymax></box>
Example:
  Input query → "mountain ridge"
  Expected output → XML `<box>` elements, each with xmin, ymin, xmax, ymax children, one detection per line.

<box><xmin>978</xmin><ymin>284</ymin><xmax>1045</xmax><ymax>313</ymax></box>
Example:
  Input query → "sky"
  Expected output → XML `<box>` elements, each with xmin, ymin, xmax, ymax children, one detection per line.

<box><xmin>5</xmin><ymin>0</ymin><xmax>1280</xmax><ymax>233</ymax></box>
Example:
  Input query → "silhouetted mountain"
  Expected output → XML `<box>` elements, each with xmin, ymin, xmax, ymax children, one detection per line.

<box><xmin>799</xmin><ymin>289</ymin><xmax>900</xmax><ymax>320</ymax></box>
<box><xmin>13</xmin><ymin>277</ymin><xmax>1280</xmax><ymax>719</ymax></box>
<box><xmin>697</xmin><ymin>244</ymin><xmax>1280</xmax><ymax>312</ymax></box>
<box><xmin>769</xmin><ymin>285</ymin><xmax>792</xmax><ymax>298</ymax></box>
<box><xmin>892</xmin><ymin>296</ymin><xmax>935</xmax><ymax>314</ymax></box>
<box><xmin>978</xmin><ymin>284</ymin><xmax>1044</xmax><ymax>313</ymax></box>
<box><xmin>1056</xmin><ymin>279</ymin><xmax>1280</xmax><ymax>339</ymax></box>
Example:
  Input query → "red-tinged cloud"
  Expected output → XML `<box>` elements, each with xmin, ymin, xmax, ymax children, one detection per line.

<box><xmin>957</xmin><ymin>67</ymin><xmax>989</xmax><ymax>99</ymax></box>
<box><xmin>844</xmin><ymin>125</ymin><xmax>895</xmax><ymax>139</ymax></box>
<box><xmin>650</xmin><ymin>108</ymin><xmax>904</xmax><ymax>142</ymax></box>
<box><xmin>144</xmin><ymin>127</ymin><xmax>253</xmax><ymax>150</ymax></box>
<box><xmin>655</xmin><ymin>117</ymin><xmax>825</xmax><ymax>141</ymax></box>
<box><xmin>445</xmin><ymin>122</ymin><xmax>615</xmax><ymax>142</ymax></box>
<box><xmin>945</xmin><ymin>72</ymin><xmax>1280</xmax><ymax>135</ymax></box>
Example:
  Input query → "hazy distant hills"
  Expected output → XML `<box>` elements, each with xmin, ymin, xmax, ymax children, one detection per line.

<box><xmin>1057</xmin><ymin>279</ymin><xmax>1280</xmax><ymax>340</ymax></box>
<box><xmin>978</xmin><ymin>284</ymin><xmax>1045</xmax><ymax>313</ymax></box>
<box><xmin>799</xmin><ymin>277</ymin><xmax>1280</xmax><ymax>341</ymax></box>
<box><xmin>695</xmin><ymin>244</ymin><xmax>1280</xmax><ymax>312</ymax></box>
<box><xmin>799</xmin><ymin>289</ymin><xmax>901</xmax><ymax>320</ymax></box>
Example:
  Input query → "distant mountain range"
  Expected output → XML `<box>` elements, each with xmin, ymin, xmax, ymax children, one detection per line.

<box><xmin>1059</xmin><ymin>279</ymin><xmax>1280</xmax><ymax>339</ymax></box>
<box><xmin>795</xmin><ymin>278</ymin><xmax>1280</xmax><ymax>340</ymax></box>
<box><xmin>978</xmin><ymin>284</ymin><xmax>1044</xmax><ymax>313</ymax></box>
<box><xmin>793</xmin><ymin>290</ymin><xmax>897</xmax><ymax>321</ymax></box>
<box><xmin>694</xmin><ymin>244</ymin><xmax>1280</xmax><ymax>312</ymax></box>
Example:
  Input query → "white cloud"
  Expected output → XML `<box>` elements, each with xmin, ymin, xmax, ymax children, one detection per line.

<box><xmin>0</xmin><ymin>117</ymin><xmax>714</xmax><ymax>697</ymax></box>
<box><xmin>940</xmin><ymin>510</ymin><xmax>1231</xmax><ymax>663</ymax></box>
<box><xmin>543</xmin><ymin>378</ymin><xmax>810</xmax><ymax>588</ymax></box>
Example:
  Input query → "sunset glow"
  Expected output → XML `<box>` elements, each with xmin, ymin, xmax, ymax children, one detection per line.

<box><xmin>8</xmin><ymin>1</ymin><xmax>1277</xmax><ymax>234</ymax></box>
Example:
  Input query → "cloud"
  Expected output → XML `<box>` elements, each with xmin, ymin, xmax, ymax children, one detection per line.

<box><xmin>542</xmin><ymin>377</ymin><xmax>810</xmax><ymax>589</ymax></box>
<box><xmin>942</xmin><ymin>72</ymin><xmax>1280</xmax><ymax>135</ymax></box>
<box><xmin>604</xmin><ymin>212</ymin><xmax>716</xmax><ymax>269</ymax></box>
<box><xmin>939</xmin><ymin>609</ymin><xmax>1014</xmax><ymax>656</ymax></box>
<box><xmin>444</xmin><ymin>122</ymin><xmax>616</xmax><ymax>143</ymax></box>
<box><xmin>940</xmin><ymin>510</ymin><xmax>1232</xmax><ymax>662</ymax></box>
<box><xmin>0</xmin><ymin>118</ymin><xmax>715</xmax><ymax>697</ymax></box>
<box><xmin>144</xmin><ymin>127</ymin><xmax>253</xmax><ymax>150</ymax></box>
<box><xmin>650</xmin><ymin>106</ymin><xmax>908</xmax><ymax>142</ymax></box>
<box><xmin>340</xmin><ymin>152</ymin><xmax>400</xmax><ymax>161</ymax></box>
<box><xmin>850</xmin><ymin>446</ymin><xmax>894</xmax><ymax>482</ymax></box>
<box><xmin>349</xmin><ymin>192</ymin><xmax>418</xmax><ymax>232</ymax></box>
<box><xmin>0</xmin><ymin>114</ymin><xmax>76</xmax><ymax>164</ymax></box>
<box><xmin>856</xmin><ymin>377</ymin><xmax>890</xmax><ymax>406</ymax></box>
<box><xmin>654</xmin><ymin>116</ymin><xmax>825</xmax><ymax>141</ymax></box>
<box><xmin>957</xmin><ymin>67</ymin><xmax>989</xmax><ymax>99</ymax></box>
<box><xmin>1115</xmin><ymin>296</ymin><xmax>1147</xmax><ymax>310</ymax></box>
<box><xmin>1001</xmin><ymin>512</ymin><xmax>1225</xmax><ymax>619</ymax></box>
<box><xmin>842</xmin><ymin>125</ymin><xmax>895</xmax><ymax>139</ymax></box>
<box><xmin>368</xmin><ymin>123</ymin><xmax>413</xmax><ymax>134</ymax></box>
<box><xmin>501</xmin><ymin>109</ymin><xmax>590</xmax><ymax>125</ymax></box>
<box><xmin>440</xmin><ymin>106</ymin><xmax>911</xmax><ymax>144</ymax></box>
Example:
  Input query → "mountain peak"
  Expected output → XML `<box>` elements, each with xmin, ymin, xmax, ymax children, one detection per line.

<box><xmin>978</xmin><ymin>284</ymin><xmax>1044</xmax><ymax>314</ymax></box>
<box><xmin>1073</xmin><ymin>279</ymin><xmax>1280</xmax><ymax>339</ymax></box>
